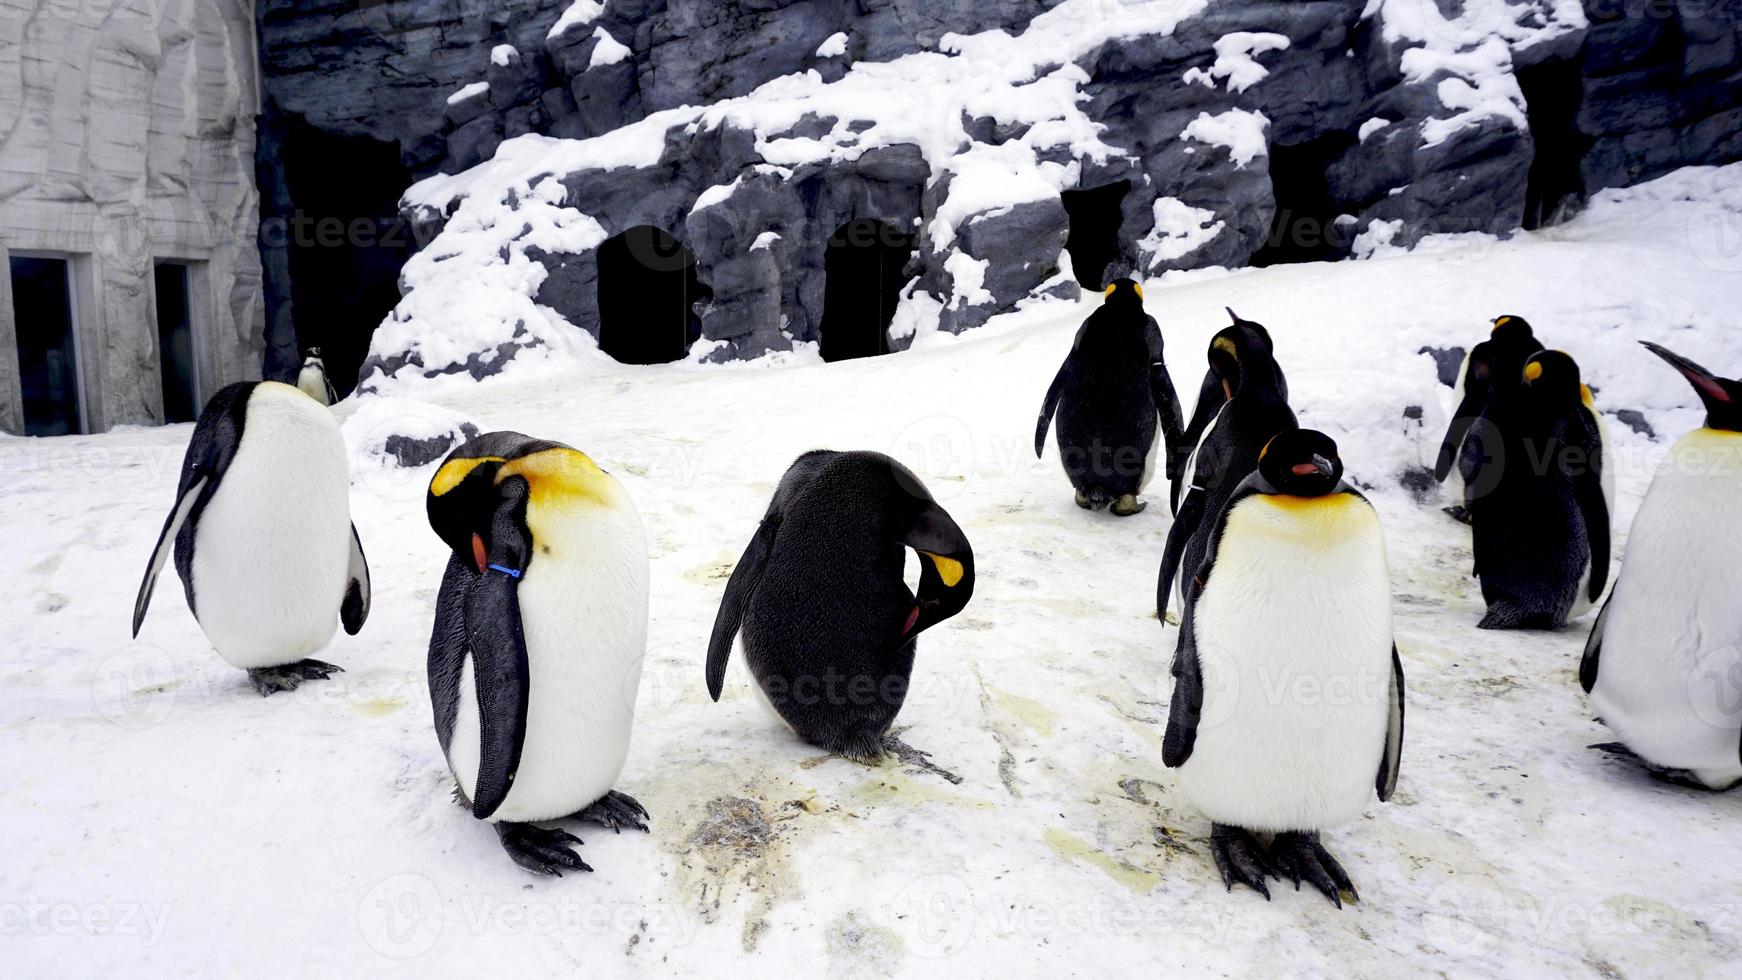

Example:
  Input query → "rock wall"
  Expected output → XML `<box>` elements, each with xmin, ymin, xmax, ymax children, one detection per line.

<box><xmin>0</xmin><ymin>0</ymin><xmax>264</xmax><ymax>434</ymax></box>
<box><xmin>247</xmin><ymin>0</ymin><xmax>1742</xmax><ymax>386</ymax></box>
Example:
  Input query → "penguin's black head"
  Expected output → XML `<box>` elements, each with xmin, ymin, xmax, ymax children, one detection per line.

<box><xmin>304</xmin><ymin>346</ymin><xmax>323</xmax><ymax>360</ymax></box>
<box><xmin>1641</xmin><ymin>341</ymin><xmax>1741</xmax><ymax>431</ymax></box>
<box><xmin>1101</xmin><ymin>278</ymin><xmax>1145</xmax><ymax>308</ymax></box>
<box><xmin>1258</xmin><ymin>429</ymin><xmax>1343</xmax><ymax>497</ymax></box>
<box><xmin>427</xmin><ymin>431</ymin><xmax>590</xmax><ymax>575</ymax></box>
<box><xmin>875</xmin><ymin>456</ymin><xmax>976</xmax><ymax>642</ymax></box>
<box><xmin>1521</xmin><ymin>350</ymin><xmax>1585</xmax><ymax>405</ymax></box>
<box><xmin>1489</xmin><ymin>315</ymin><xmax>1535</xmax><ymax>345</ymax></box>
<box><xmin>1208</xmin><ymin>312</ymin><xmax>1282</xmax><ymax>401</ymax></box>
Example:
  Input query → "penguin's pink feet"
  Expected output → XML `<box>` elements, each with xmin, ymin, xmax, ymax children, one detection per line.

<box><xmin>1268</xmin><ymin>830</ymin><xmax>1357</xmax><ymax>908</ymax></box>
<box><xmin>576</xmin><ymin>790</ymin><xmax>650</xmax><ymax>834</ymax></box>
<box><xmin>246</xmin><ymin>659</ymin><xmax>342</xmax><ymax>696</ymax></box>
<box><xmin>496</xmin><ymin>822</ymin><xmax>591</xmax><ymax>876</ymax></box>
<box><xmin>1209</xmin><ymin>823</ymin><xmax>1275</xmax><ymax>900</ymax></box>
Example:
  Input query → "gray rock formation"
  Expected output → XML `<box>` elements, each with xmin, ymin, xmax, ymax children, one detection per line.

<box><xmin>0</xmin><ymin>0</ymin><xmax>265</xmax><ymax>435</ymax></box>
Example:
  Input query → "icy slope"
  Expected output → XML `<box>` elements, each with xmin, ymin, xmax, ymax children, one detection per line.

<box><xmin>3</xmin><ymin>165</ymin><xmax>1742</xmax><ymax>975</ymax></box>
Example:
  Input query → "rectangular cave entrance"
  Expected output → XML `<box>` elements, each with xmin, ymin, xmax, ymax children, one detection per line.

<box><xmin>279</xmin><ymin>116</ymin><xmax>415</xmax><ymax>398</ymax></box>
<box><xmin>154</xmin><ymin>262</ymin><xmax>198</xmax><ymax>424</ymax></box>
<box><xmin>1061</xmin><ymin>180</ymin><xmax>1130</xmax><ymax>289</ymax></box>
<box><xmin>1517</xmin><ymin>58</ymin><xmax>1587</xmax><ymax>229</ymax></box>
<box><xmin>595</xmin><ymin>226</ymin><xmax>707</xmax><ymax>364</ymax></box>
<box><xmin>9</xmin><ymin>255</ymin><xmax>84</xmax><ymax>436</ymax></box>
<box><xmin>820</xmin><ymin>219</ymin><xmax>914</xmax><ymax>363</ymax></box>
<box><xmin>1252</xmin><ymin>132</ymin><xmax>1359</xmax><ymax>267</ymax></box>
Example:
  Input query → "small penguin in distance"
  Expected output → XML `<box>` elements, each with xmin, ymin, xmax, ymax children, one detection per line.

<box><xmin>132</xmin><ymin>381</ymin><xmax>370</xmax><ymax>695</ymax></box>
<box><xmin>1034</xmin><ymin>278</ymin><xmax>1184</xmax><ymax>516</ymax></box>
<box><xmin>1157</xmin><ymin>312</ymin><xmax>1297</xmax><ymax>617</ymax></box>
<box><xmin>1435</xmin><ymin>315</ymin><xmax>1544</xmax><ymax>523</ymax></box>
<box><xmin>1469</xmin><ymin>349</ymin><xmax>1610</xmax><ymax>630</ymax></box>
<box><xmin>706</xmin><ymin>450</ymin><xmax>975</xmax><ymax>762</ymax></box>
<box><xmin>1583</xmin><ymin>342</ymin><xmax>1742</xmax><ymax>790</ymax></box>
<box><xmin>425</xmin><ymin>432</ymin><xmax>652</xmax><ymax>875</ymax></box>
<box><xmin>296</xmin><ymin>347</ymin><xmax>338</xmax><ymax>406</ymax></box>
<box><xmin>1164</xmin><ymin>429</ymin><xmax>1404</xmax><ymax>906</ymax></box>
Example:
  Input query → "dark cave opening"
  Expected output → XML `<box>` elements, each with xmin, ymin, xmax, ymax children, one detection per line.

<box><xmin>279</xmin><ymin>116</ymin><xmax>414</xmax><ymax>398</ymax></box>
<box><xmin>1060</xmin><ymin>181</ymin><xmax>1130</xmax><ymax>289</ymax></box>
<box><xmin>595</xmin><ymin>226</ymin><xmax>706</xmax><ymax>364</ymax></box>
<box><xmin>820</xmin><ymin>219</ymin><xmax>913</xmax><ymax>363</ymax></box>
<box><xmin>1517</xmin><ymin>58</ymin><xmax>1587</xmax><ymax>229</ymax></box>
<box><xmin>1251</xmin><ymin>132</ymin><xmax>1359</xmax><ymax>267</ymax></box>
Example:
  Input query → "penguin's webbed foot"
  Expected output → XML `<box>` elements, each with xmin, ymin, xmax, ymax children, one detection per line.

<box><xmin>1111</xmin><ymin>494</ymin><xmax>1147</xmax><ymax>517</ymax></box>
<box><xmin>576</xmin><ymin>790</ymin><xmax>650</xmax><ymax>834</ymax></box>
<box><xmin>1074</xmin><ymin>491</ymin><xmax>1095</xmax><ymax>510</ymax></box>
<box><xmin>246</xmin><ymin>659</ymin><xmax>343</xmax><ymax>696</ymax></box>
<box><xmin>1268</xmin><ymin>830</ymin><xmax>1357</xmax><ymax>908</ymax></box>
<box><xmin>496</xmin><ymin>822</ymin><xmax>591</xmax><ymax>876</ymax></box>
<box><xmin>1209</xmin><ymin>823</ymin><xmax>1275</xmax><ymax>900</ymax></box>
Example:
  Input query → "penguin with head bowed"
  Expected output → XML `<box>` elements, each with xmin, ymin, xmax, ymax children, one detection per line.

<box><xmin>1156</xmin><ymin>311</ymin><xmax>1297</xmax><ymax>618</ymax></box>
<box><xmin>1169</xmin><ymin>309</ymin><xmax>1288</xmax><ymax>515</ymax></box>
<box><xmin>706</xmin><ymin>450</ymin><xmax>975</xmax><ymax>762</ymax></box>
<box><xmin>133</xmin><ymin>382</ymin><xmax>369</xmax><ymax>694</ymax></box>
<box><xmin>1469</xmin><ymin>349</ymin><xmax>1611</xmax><ymax>630</ymax></box>
<box><xmin>1435</xmin><ymin>315</ymin><xmax>1545</xmax><ymax>522</ymax></box>
<box><xmin>1033</xmin><ymin>278</ymin><xmax>1184</xmax><ymax>517</ymax></box>
<box><xmin>1582</xmin><ymin>342</ymin><xmax>1742</xmax><ymax>790</ymax></box>
<box><xmin>425</xmin><ymin>432</ymin><xmax>651</xmax><ymax>875</ymax></box>
<box><xmin>1164</xmin><ymin>429</ymin><xmax>1404</xmax><ymax>906</ymax></box>
<box><xmin>296</xmin><ymin>347</ymin><xmax>338</xmax><ymax>407</ymax></box>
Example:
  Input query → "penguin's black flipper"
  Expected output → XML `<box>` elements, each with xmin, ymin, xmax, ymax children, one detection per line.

<box><xmin>1378</xmin><ymin>644</ymin><xmax>1405</xmax><ymax>802</ymax></box>
<box><xmin>427</xmin><ymin>554</ymin><xmax>473</xmax><ymax>754</ymax></box>
<box><xmin>466</xmin><ymin>492</ymin><xmax>535</xmax><ymax>821</ymax></box>
<box><xmin>1573</xmin><ymin>450</ymin><xmax>1611</xmax><ymax>601</ymax></box>
<box><xmin>1145</xmin><ymin>317</ymin><xmax>1185</xmax><ymax>468</ymax></box>
<box><xmin>1034</xmin><ymin>354</ymin><xmax>1074</xmax><ymax>458</ymax></box>
<box><xmin>1156</xmin><ymin>489</ymin><xmax>1202</xmax><ymax>619</ymax></box>
<box><xmin>1580</xmin><ymin>597</ymin><xmax>1610</xmax><ymax>694</ymax></box>
<box><xmin>1162</xmin><ymin>607</ymin><xmax>1202</xmax><ymax>768</ymax></box>
<box><xmin>132</xmin><ymin>381</ymin><xmax>255</xmax><ymax>635</ymax></box>
<box><xmin>1171</xmin><ymin>372</ymin><xmax>1223</xmax><ymax>509</ymax></box>
<box><xmin>341</xmin><ymin>522</ymin><xmax>371</xmax><ymax>635</ymax></box>
<box><xmin>706</xmin><ymin>512</ymin><xmax>781</xmax><ymax>701</ymax></box>
<box><xmin>323</xmin><ymin>375</ymin><xmax>339</xmax><ymax>406</ymax></box>
<box><xmin>1434</xmin><ymin>390</ymin><xmax>1482</xmax><ymax>482</ymax></box>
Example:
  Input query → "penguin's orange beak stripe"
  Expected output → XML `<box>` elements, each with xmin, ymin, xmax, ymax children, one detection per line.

<box><xmin>471</xmin><ymin>534</ymin><xmax>488</xmax><ymax>574</ymax></box>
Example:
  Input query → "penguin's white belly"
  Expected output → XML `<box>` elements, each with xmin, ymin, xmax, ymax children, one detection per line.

<box><xmin>1589</xmin><ymin>430</ymin><xmax>1742</xmax><ymax>788</ymax></box>
<box><xmin>191</xmin><ymin>386</ymin><xmax>350</xmax><ymax>669</ymax></box>
<box><xmin>450</xmin><ymin>508</ymin><xmax>650</xmax><ymax>823</ymax></box>
<box><xmin>296</xmin><ymin>365</ymin><xmax>330</xmax><ymax>405</ymax></box>
<box><xmin>1178</xmin><ymin>494</ymin><xmax>1393</xmax><ymax>831</ymax></box>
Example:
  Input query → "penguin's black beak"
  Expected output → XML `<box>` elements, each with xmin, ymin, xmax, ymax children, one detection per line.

<box><xmin>1642</xmin><ymin>341</ymin><xmax>1736</xmax><ymax>426</ymax></box>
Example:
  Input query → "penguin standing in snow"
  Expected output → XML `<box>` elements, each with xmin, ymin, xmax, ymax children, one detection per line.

<box><xmin>1583</xmin><ymin>342</ymin><xmax>1742</xmax><ymax>789</ymax></box>
<box><xmin>425</xmin><ymin>432</ymin><xmax>651</xmax><ymax>875</ymax></box>
<box><xmin>1034</xmin><ymin>278</ymin><xmax>1183</xmax><ymax>516</ymax></box>
<box><xmin>706</xmin><ymin>450</ymin><xmax>975</xmax><ymax>762</ymax></box>
<box><xmin>1164</xmin><ymin>429</ymin><xmax>1404</xmax><ymax>906</ymax></box>
<box><xmin>1469</xmin><ymin>350</ymin><xmax>1610</xmax><ymax>629</ymax></box>
<box><xmin>1435</xmin><ymin>315</ymin><xmax>1544</xmax><ymax>521</ymax></box>
<box><xmin>296</xmin><ymin>347</ymin><xmax>338</xmax><ymax>406</ymax></box>
<box><xmin>1169</xmin><ymin>314</ymin><xmax>1287</xmax><ymax>514</ymax></box>
<box><xmin>1157</xmin><ymin>312</ymin><xmax>1297</xmax><ymax>616</ymax></box>
<box><xmin>132</xmin><ymin>381</ymin><xmax>370</xmax><ymax>695</ymax></box>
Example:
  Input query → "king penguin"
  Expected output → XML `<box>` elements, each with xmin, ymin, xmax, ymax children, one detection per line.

<box><xmin>1582</xmin><ymin>342</ymin><xmax>1742</xmax><ymax>790</ymax></box>
<box><xmin>425</xmin><ymin>432</ymin><xmax>651</xmax><ymax>875</ymax></box>
<box><xmin>132</xmin><ymin>381</ymin><xmax>369</xmax><ymax>695</ymax></box>
<box><xmin>706</xmin><ymin>450</ymin><xmax>975</xmax><ymax>762</ymax></box>
<box><xmin>1163</xmin><ymin>429</ymin><xmax>1404</xmax><ymax>906</ymax></box>
<box><xmin>296</xmin><ymin>347</ymin><xmax>338</xmax><ymax>407</ymax></box>
<box><xmin>1469</xmin><ymin>349</ymin><xmax>1611</xmax><ymax>629</ymax></box>
<box><xmin>1157</xmin><ymin>312</ymin><xmax>1297</xmax><ymax>617</ymax></box>
<box><xmin>1435</xmin><ymin>315</ymin><xmax>1544</xmax><ymax>522</ymax></box>
<box><xmin>1033</xmin><ymin>278</ymin><xmax>1183</xmax><ymax>516</ymax></box>
<box><xmin>1169</xmin><ymin>312</ymin><xmax>1287</xmax><ymax>514</ymax></box>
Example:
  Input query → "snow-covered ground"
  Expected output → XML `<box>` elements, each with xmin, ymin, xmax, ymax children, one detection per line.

<box><xmin>5</xmin><ymin>164</ymin><xmax>1742</xmax><ymax>976</ymax></box>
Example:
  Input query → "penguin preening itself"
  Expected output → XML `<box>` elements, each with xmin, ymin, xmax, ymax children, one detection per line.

<box><xmin>1157</xmin><ymin>313</ymin><xmax>1297</xmax><ymax>617</ymax></box>
<box><xmin>132</xmin><ymin>381</ymin><xmax>370</xmax><ymax>695</ymax></box>
<box><xmin>1469</xmin><ymin>350</ymin><xmax>1611</xmax><ymax>630</ymax></box>
<box><xmin>1163</xmin><ymin>430</ymin><xmax>1404</xmax><ymax>906</ymax></box>
<box><xmin>1583</xmin><ymin>342</ymin><xmax>1742</xmax><ymax>790</ymax></box>
<box><xmin>425</xmin><ymin>432</ymin><xmax>651</xmax><ymax>875</ymax></box>
<box><xmin>296</xmin><ymin>347</ymin><xmax>338</xmax><ymax>407</ymax></box>
<box><xmin>706</xmin><ymin>450</ymin><xmax>975</xmax><ymax>762</ymax></box>
<box><xmin>1033</xmin><ymin>278</ymin><xmax>1183</xmax><ymax>516</ymax></box>
<box><xmin>1169</xmin><ymin>312</ymin><xmax>1288</xmax><ymax>515</ymax></box>
<box><xmin>1435</xmin><ymin>315</ymin><xmax>1545</xmax><ymax>523</ymax></box>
